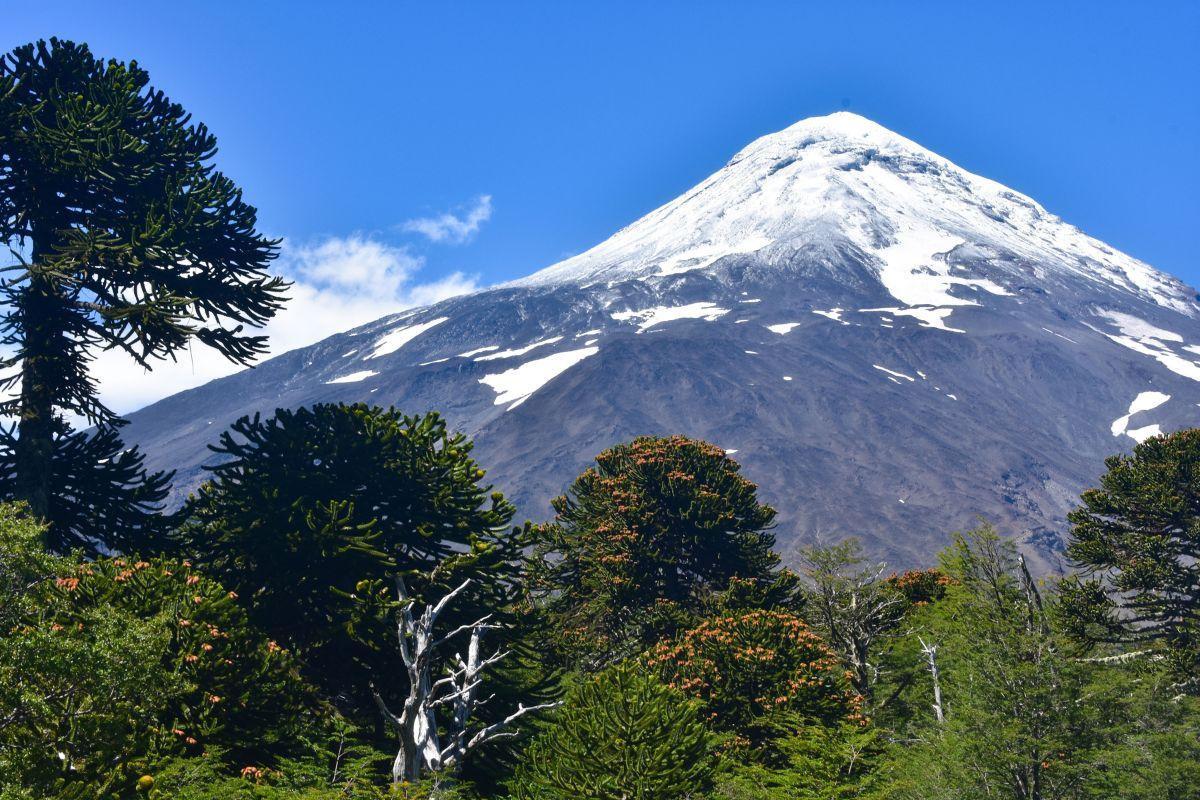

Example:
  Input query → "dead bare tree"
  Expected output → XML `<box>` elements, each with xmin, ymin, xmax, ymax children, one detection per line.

<box><xmin>369</xmin><ymin>574</ymin><xmax>559</xmax><ymax>785</ymax></box>
<box><xmin>800</xmin><ymin>539</ymin><xmax>907</xmax><ymax>701</ymax></box>
<box><xmin>918</xmin><ymin>636</ymin><xmax>945</xmax><ymax>724</ymax></box>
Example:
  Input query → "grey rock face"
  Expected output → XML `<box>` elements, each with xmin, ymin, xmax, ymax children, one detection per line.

<box><xmin>120</xmin><ymin>113</ymin><xmax>1200</xmax><ymax>572</ymax></box>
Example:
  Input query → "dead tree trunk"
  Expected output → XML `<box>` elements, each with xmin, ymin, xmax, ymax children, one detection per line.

<box><xmin>918</xmin><ymin>636</ymin><xmax>945</xmax><ymax>724</ymax></box>
<box><xmin>370</xmin><ymin>575</ymin><xmax>559</xmax><ymax>785</ymax></box>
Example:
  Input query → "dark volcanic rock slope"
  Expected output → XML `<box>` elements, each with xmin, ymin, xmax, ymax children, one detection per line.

<box><xmin>123</xmin><ymin>113</ymin><xmax>1200</xmax><ymax>571</ymax></box>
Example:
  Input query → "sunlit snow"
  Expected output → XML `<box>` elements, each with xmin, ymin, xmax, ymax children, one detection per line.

<box><xmin>611</xmin><ymin>302</ymin><xmax>729</xmax><ymax>331</ymax></box>
<box><xmin>475</xmin><ymin>337</ymin><xmax>563</xmax><ymax>361</ymax></box>
<box><xmin>512</xmin><ymin>111</ymin><xmax>1195</xmax><ymax>317</ymax></box>
<box><xmin>368</xmin><ymin>317</ymin><xmax>448</xmax><ymax>359</ymax></box>
<box><xmin>1098</xmin><ymin>311</ymin><xmax>1200</xmax><ymax>382</ymax></box>
<box><xmin>458</xmin><ymin>345</ymin><xmax>499</xmax><ymax>358</ymax></box>
<box><xmin>767</xmin><ymin>322</ymin><xmax>801</xmax><ymax>335</ymax></box>
<box><xmin>1111</xmin><ymin>391</ymin><xmax>1170</xmax><ymax>441</ymax></box>
<box><xmin>862</xmin><ymin>306</ymin><xmax>965</xmax><ymax>333</ymax></box>
<box><xmin>325</xmin><ymin>370</ymin><xmax>378</xmax><ymax>384</ymax></box>
<box><xmin>873</xmin><ymin>365</ymin><xmax>915</xmax><ymax>382</ymax></box>
<box><xmin>813</xmin><ymin>309</ymin><xmax>849</xmax><ymax>325</ymax></box>
<box><xmin>655</xmin><ymin>236</ymin><xmax>772</xmax><ymax>276</ymax></box>
<box><xmin>478</xmin><ymin>346</ymin><xmax>600</xmax><ymax>409</ymax></box>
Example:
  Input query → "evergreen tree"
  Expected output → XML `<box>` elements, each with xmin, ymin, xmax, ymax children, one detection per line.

<box><xmin>175</xmin><ymin>404</ymin><xmax>520</xmax><ymax>698</ymax></box>
<box><xmin>525</xmin><ymin>436</ymin><xmax>781</xmax><ymax>668</ymax></box>
<box><xmin>648</xmin><ymin>609</ymin><xmax>864</xmax><ymax>745</ymax></box>
<box><xmin>0</xmin><ymin>38</ymin><xmax>286</xmax><ymax>548</ymax></box>
<box><xmin>800</xmin><ymin>539</ymin><xmax>950</xmax><ymax>704</ymax></box>
<box><xmin>510</xmin><ymin>663</ymin><xmax>717</xmax><ymax>800</ymax></box>
<box><xmin>1063</xmin><ymin>428</ymin><xmax>1200</xmax><ymax>680</ymax></box>
<box><xmin>0</xmin><ymin>419</ymin><xmax>171</xmax><ymax>554</ymax></box>
<box><xmin>709</xmin><ymin>715</ymin><xmax>890</xmax><ymax>800</ymax></box>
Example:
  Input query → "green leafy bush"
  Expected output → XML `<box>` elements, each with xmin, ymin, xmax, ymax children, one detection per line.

<box><xmin>511</xmin><ymin>663</ymin><xmax>717</xmax><ymax>800</ymax></box>
<box><xmin>0</xmin><ymin>509</ymin><xmax>316</xmax><ymax>796</ymax></box>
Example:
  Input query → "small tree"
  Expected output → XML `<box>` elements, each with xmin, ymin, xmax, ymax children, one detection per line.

<box><xmin>709</xmin><ymin>715</ymin><xmax>889</xmax><ymax>800</ymax></box>
<box><xmin>526</xmin><ymin>435</ymin><xmax>781</xmax><ymax>668</ymax></box>
<box><xmin>0</xmin><ymin>38</ymin><xmax>286</xmax><ymax>546</ymax></box>
<box><xmin>799</xmin><ymin>539</ymin><xmax>932</xmax><ymax>702</ymax></box>
<box><xmin>0</xmin><ymin>510</ymin><xmax>314</xmax><ymax>795</ymax></box>
<box><xmin>365</xmin><ymin>573</ymin><xmax>558</xmax><ymax>785</ymax></box>
<box><xmin>511</xmin><ymin>663</ymin><xmax>717</xmax><ymax>800</ymax></box>
<box><xmin>1063</xmin><ymin>429</ymin><xmax>1200</xmax><ymax>679</ymax></box>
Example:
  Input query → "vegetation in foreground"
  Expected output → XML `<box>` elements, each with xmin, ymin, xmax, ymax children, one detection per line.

<box><xmin>1</xmin><ymin>37</ymin><xmax>1197</xmax><ymax>799</ymax></box>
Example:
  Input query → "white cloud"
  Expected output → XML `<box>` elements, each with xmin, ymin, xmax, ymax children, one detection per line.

<box><xmin>90</xmin><ymin>234</ymin><xmax>481</xmax><ymax>415</ymax></box>
<box><xmin>401</xmin><ymin>195</ymin><xmax>493</xmax><ymax>244</ymax></box>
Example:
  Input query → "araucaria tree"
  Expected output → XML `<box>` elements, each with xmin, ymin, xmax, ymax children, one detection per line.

<box><xmin>525</xmin><ymin>435</ymin><xmax>782</xmax><ymax>668</ymax></box>
<box><xmin>1063</xmin><ymin>428</ymin><xmax>1200</xmax><ymax>679</ymax></box>
<box><xmin>511</xmin><ymin>663</ymin><xmax>717</xmax><ymax>800</ymax></box>
<box><xmin>176</xmin><ymin>403</ymin><xmax>521</xmax><ymax>695</ymax></box>
<box><xmin>0</xmin><ymin>38</ymin><xmax>286</xmax><ymax>551</ymax></box>
<box><xmin>649</xmin><ymin>609</ymin><xmax>865</xmax><ymax>744</ymax></box>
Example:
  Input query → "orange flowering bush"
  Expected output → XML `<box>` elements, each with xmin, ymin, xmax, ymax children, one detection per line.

<box><xmin>648</xmin><ymin>609</ymin><xmax>864</xmax><ymax>739</ymax></box>
<box><xmin>37</xmin><ymin>555</ymin><xmax>314</xmax><ymax>766</ymax></box>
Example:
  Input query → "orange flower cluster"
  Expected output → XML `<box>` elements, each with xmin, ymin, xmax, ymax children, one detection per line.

<box><xmin>648</xmin><ymin>609</ymin><xmax>864</xmax><ymax>733</ymax></box>
<box><xmin>886</xmin><ymin>568</ymin><xmax>954</xmax><ymax>607</ymax></box>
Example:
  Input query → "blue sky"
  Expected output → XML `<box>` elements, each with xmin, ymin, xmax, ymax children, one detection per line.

<box><xmin>5</xmin><ymin>1</ymin><xmax>1200</xmax><ymax>411</ymax></box>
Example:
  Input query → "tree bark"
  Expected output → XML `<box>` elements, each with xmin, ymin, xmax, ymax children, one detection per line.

<box><xmin>14</xmin><ymin>233</ymin><xmax>59</xmax><ymax>524</ymax></box>
<box><xmin>919</xmin><ymin>637</ymin><xmax>945</xmax><ymax>724</ymax></box>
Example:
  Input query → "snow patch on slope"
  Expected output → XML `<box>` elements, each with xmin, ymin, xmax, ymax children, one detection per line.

<box><xmin>1098</xmin><ymin>311</ymin><xmax>1200</xmax><ymax>382</ymax></box>
<box><xmin>478</xmin><ymin>347</ymin><xmax>600</xmax><ymax>409</ymax></box>
<box><xmin>813</xmin><ymin>308</ymin><xmax>849</xmax><ymax>325</ymax></box>
<box><xmin>862</xmin><ymin>306</ymin><xmax>966</xmax><ymax>333</ymax></box>
<box><xmin>1111</xmin><ymin>391</ymin><xmax>1170</xmax><ymax>442</ymax></box>
<box><xmin>873</xmin><ymin>365</ymin><xmax>915</xmax><ymax>382</ymax></box>
<box><xmin>458</xmin><ymin>345</ymin><xmax>499</xmax><ymax>358</ymax></box>
<box><xmin>612</xmin><ymin>302</ymin><xmax>729</xmax><ymax>331</ymax></box>
<box><xmin>656</xmin><ymin>236</ymin><xmax>772</xmax><ymax>276</ymax></box>
<box><xmin>369</xmin><ymin>317</ymin><xmax>448</xmax><ymax>359</ymax></box>
<box><xmin>767</xmin><ymin>322</ymin><xmax>802</xmax><ymax>335</ymax></box>
<box><xmin>476</xmin><ymin>337</ymin><xmax>563</xmax><ymax>361</ymax></box>
<box><xmin>325</xmin><ymin>370</ymin><xmax>378</xmax><ymax>384</ymax></box>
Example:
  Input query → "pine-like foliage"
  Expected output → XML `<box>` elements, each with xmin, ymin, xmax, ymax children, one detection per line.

<box><xmin>889</xmin><ymin>526</ymin><xmax>1104</xmax><ymax>800</ymax></box>
<box><xmin>710</xmin><ymin>715</ymin><xmax>889</xmax><ymax>800</ymax></box>
<box><xmin>511</xmin><ymin>663</ymin><xmax>717</xmax><ymax>800</ymax></box>
<box><xmin>0</xmin><ymin>38</ymin><xmax>286</xmax><ymax>538</ymax></box>
<box><xmin>525</xmin><ymin>435</ymin><xmax>781</xmax><ymax>668</ymax></box>
<box><xmin>1062</xmin><ymin>428</ymin><xmax>1200</xmax><ymax>677</ymax></box>
<box><xmin>0</xmin><ymin>419</ymin><xmax>171</xmax><ymax>553</ymax></box>
<box><xmin>648</xmin><ymin>609</ymin><xmax>864</xmax><ymax>744</ymax></box>
<box><xmin>175</xmin><ymin>404</ymin><xmax>520</xmax><ymax>698</ymax></box>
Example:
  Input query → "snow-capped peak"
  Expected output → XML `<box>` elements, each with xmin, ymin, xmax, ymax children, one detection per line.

<box><xmin>515</xmin><ymin>112</ymin><xmax>1195</xmax><ymax>317</ymax></box>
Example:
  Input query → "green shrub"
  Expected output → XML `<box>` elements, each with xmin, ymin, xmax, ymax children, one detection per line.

<box><xmin>511</xmin><ymin>663</ymin><xmax>717</xmax><ymax>800</ymax></box>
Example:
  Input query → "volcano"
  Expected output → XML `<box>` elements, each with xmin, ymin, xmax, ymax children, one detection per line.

<box><xmin>122</xmin><ymin>112</ymin><xmax>1200</xmax><ymax>570</ymax></box>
